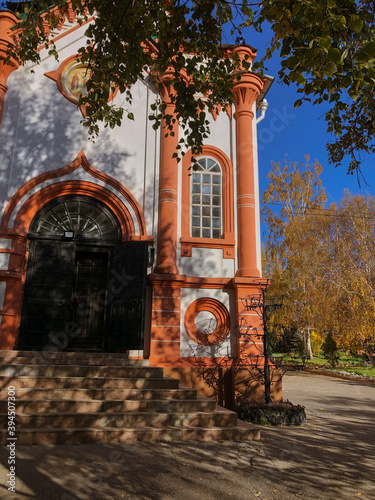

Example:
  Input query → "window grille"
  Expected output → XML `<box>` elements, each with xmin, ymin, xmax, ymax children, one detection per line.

<box><xmin>191</xmin><ymin>157</ymin><xmax>222</xmax><ymax>239</ymax></box>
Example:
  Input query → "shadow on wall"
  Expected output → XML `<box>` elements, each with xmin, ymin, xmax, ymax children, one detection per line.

<box><xmin>180</xmin><ymin>247</ymin><xmax>234</xmax><ymax>278</ymax></box>
<box><xmin>0</xmin><ymin>70</ymin><xmax>149</xmax><ymax>200</ymax></box>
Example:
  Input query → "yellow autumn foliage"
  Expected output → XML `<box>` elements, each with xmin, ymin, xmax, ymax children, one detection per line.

<box><xmin>262</xmin><ymin>158</ymin><xmax>375</xmax><ymax>350</ymax></box>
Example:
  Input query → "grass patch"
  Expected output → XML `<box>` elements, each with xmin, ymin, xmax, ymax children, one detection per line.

<box><xmin>337</xmin><ymin>366</ymin><xmax>375</xmax><ymax>378</ymax></box>
<box><xmin>272</xmin><ymin>352</ymin><xmax>375</xmax><ymax>378</ymax></box>
<box><xmin>307</xmin><ymin>353</ymin><xmax>375</xmax><ymax>378</ymax></box>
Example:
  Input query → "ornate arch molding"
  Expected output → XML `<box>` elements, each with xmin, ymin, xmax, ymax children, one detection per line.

<box><xmin>13</xmin><ymin>182</ymin><xmax>136</xmax><ymax>241</ymax></box>
<box><xmin>0</xmin><ymin>150</ymin><xmax>149</xmax><ymax>240</ymax></box>
<box><xmin>181</xmin><ymin>145</ymin><xmax>235</xmax><ymax>259</ymax></box>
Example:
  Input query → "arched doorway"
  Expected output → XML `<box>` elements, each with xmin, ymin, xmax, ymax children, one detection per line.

<box><xmin>17</xmin><ymin>195</ymin><xmax>148</xmax><ymax>352</ymax></box>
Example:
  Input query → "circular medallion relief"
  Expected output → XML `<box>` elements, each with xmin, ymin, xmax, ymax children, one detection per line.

<box><xmin>45</xmin><ymin>55</ymin><xmax>118</xmax><ymax>113</ymax></box>
<box><xmin>62</xmin><ymin>60</ymin><xmax>92</xmax><ymax>103</ymax></box>
<box><xmin>184</xmin><ymin>298</ymin><xmax>231</xmax><ymax>346</ymax></box>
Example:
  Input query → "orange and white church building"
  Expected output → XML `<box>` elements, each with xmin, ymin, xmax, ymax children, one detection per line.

<box><xmin>0</xmin><ymin>7</ymin><xmax>274</xmax><ymax>377</ymax></box>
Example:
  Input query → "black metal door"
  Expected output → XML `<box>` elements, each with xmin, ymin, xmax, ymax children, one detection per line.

<box><xmin>70</xmin><ymin>251</ymin><xmax>109</xmax><ymax>350</ymax></box>
<box><xmin>106</xmin><ymin>242</ymin><xmax>148</xmax><ymax>351</ymax></box>
<box><xmin>18</xmin><ymin>240</ymin><xmax>75</xmax><ymax>350</ymax></box>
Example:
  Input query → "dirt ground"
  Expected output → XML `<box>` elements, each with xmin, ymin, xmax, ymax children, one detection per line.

<box><xmin>0</xmin><ymin>371</ymin><xmax>374</xmax><ymax>500</ymax></box>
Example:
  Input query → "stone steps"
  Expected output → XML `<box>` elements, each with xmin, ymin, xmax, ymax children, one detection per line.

<box><xmin>0</xmin><ymin>365</ymin><xmax>164</xmax><ymax>378</ymax></box>
<box><xmin>0</xmin><ymin>376</ymin><xmax>180</xmax><ymax>390</ymax></box>
<box><xmin>0</xmin><ymin>350</ymin><xmax>261</xmax><ymax>444</ymax></box>
<box><xmin>0</xmin><ymin>409</ymin><xmax>237</xmax><ymax>428</ymax></box>
<box><xmin>0</xmin><ymin>386</ymin><xmax>195</xmax><ymax>400</ymax></box>
<box><xmin>0</xmin><ymin>350</ymin><xmax>143</xmax><ymax>361</ymax></box>
<box><xmin>2</xmin><ymin>424</ymin><xmax>258</xmax><ymax>445</ymax></box>
<box><xmin>0</xmin><ymin>398</ymin><xmax>217</xmax><ymax>413</ymax></box>
<box><xmin>0</xmin><ymin>351</ymin><xmax>149</xmax><ymax>367</ymax></box>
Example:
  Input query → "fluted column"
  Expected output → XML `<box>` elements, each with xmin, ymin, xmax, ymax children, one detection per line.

<box><xmin>0</xmin><ymin>11</ymin><xmax>19</xmax><ymax>127</ymax></box>
<box><xmin>233</xmin><ymin>47</ymin><xmax>264</xmax><ymax>277</ymax></box>
<box><xmin>154</xmin><ymin>69</ymin><xmax>179</xmax><ymax>274</ymax></box>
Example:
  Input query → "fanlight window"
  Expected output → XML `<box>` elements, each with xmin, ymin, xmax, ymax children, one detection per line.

<box><xmin>30</xmin><ymin>196</ymin><xmax>121</xmax><ymax>240</ymax></box>
<box><xmin>191</xmin><ymin>157</ymin><xmax>222</xmax><ymax>238</ymax></box>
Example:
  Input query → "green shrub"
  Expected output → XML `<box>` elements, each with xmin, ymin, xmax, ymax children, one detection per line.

<box><xmin>322</xmin><ymin>331</ymin><xmax>340</xmax><ymax>367</ymax></box>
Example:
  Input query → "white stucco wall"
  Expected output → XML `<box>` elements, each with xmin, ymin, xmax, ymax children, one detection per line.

<box><xmin>180</xmin><ymin>248</ymin><xmax>235</xmax><ymax>278</ymax></box>
<box><xmin>0</xmin><ymin>22</ymin><xmax>160</xmax><ymax>238</ymax></box>
<box><xmin>0</xmin><ymin>254</ymin><xmax>10</xmax><ymax>271</ymax></box>
<box><xmin>0</xmin><ymin>282</ymin><xmax>5</xmax><ymax>310</ymax></box>
<box><xmin>252</xmin><ymin>100</ymin><xmax>262</xmax><ymax>276</ymax></box>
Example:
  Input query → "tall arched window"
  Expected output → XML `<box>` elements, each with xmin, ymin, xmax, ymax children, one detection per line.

<box><xmin>191</xmin><ymin>157</ymin><xmax>222</xmax><ymax>239</ymax></box>
<box><xmin>181</xmin><ymin>146</ymin><xmax>235</xmax><ymax>259</ymax></box>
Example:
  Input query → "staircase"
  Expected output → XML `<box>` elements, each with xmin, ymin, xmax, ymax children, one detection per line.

<box><xmin>0</xmin><ymin>351</ymin><xmax>260</xmax><ymax>445</ymax></box>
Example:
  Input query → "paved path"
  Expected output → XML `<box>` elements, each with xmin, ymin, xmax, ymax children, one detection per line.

<box><xmin>254</xmin><ymin>372</ymin><xmax>375</xmax><ymax>500</ymax></box>
<box><xmin>0</xmin><ymin>372</ymin><xmax>374</xmax><ymax>499</ymax></box>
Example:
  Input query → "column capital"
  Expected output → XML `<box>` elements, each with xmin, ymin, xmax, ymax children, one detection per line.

<box><xmin>232</xmin><ymin>45</ymin><xmax>257</xmax><ymax>67</ymax></box>
<box><xmin>152</xmin><ymin>66</ymin><xmax>178</xmax><ymax>104</ymax></box>
<box><xmin>232</xmin><ymin>73</ymin><xmax>264</xmax><ymax>117</ymax></box>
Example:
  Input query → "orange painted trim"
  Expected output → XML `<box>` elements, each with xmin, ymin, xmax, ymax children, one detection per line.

<box><xmin>37</xmin><ymin>16</ymin><xmax>95</xmax><ymax>53</ymax></box>
<box><xmin>233</xmin><ymin>280</ymin><xmax>266</xmax><ymax>362</ymax></box>
<box><xmin>184</xmin><ymin>297</ymin><xmax>230</xmax><ymax>346</ymax></box>
<box><xmin>154</xmin><ymin>94</ymin><xmax>180</xmax><ymax>274</ymax></box>
<box><xmin>149</xmin><ymin>340</ymin><xmax>180</xmax><ymax>357</ymax></box>
<box><xmin>148</xmin><ymin>273</ymin><xmax>186</xmax><ymax>287</ymax></box>
<box><xmin>150</xmin><ymin>327</ymin><xmax>180</xmax><ymax>341</ymax></box>
<box><xmin>152</xmin><ymin>310</ymin><xmax>181</xmax><ymax>327</ymax></box>
<box><xmin>148</xmin><ymin>356</ymin><xmax>240</xmax><ymax>368</ymax></box>
<box><xmin>181</xmin><ymin>236</ymin><xmax>235</xmax><ymax>259</ymax></box>
<box><xmin>152</xmin><ymin>297</ymin><xmax>180</xmax><ymax>309</ymax></box>
<box><xmin>181</xmin><ymin>146</ymin><xmax>235</xmax><ymax>259</ymax></box>
<box><xmin>0</xmin><ymin>230</ymin><xmax>25</xmax><ymax>242</ymax></box>
<box><xmin>150</xmin><ymin>275</ymin><xmax>234</xmax><ymax>289</ymax></box>
<box><xmin>210</xmin><ymin>103</ymin><xmax>233</xmax><ymax>121</ymax></box>
<box><xmin>12</xmin><ymin>181</ymin><xmax>134</xmax><ymax>239</ymax></box>
<box><xmin>182</xmin><ymin>276</ymin><xmax>232</xmax><ymax>289</ymax></box>
<box><xmin>0</xmin><ymin>272</ymin><xmax>22</xmax><ymax>282</ymax></box>
<box><xmin>149</xmin><ymin>280</ymin><xmax>182</xmax><ymax>355</ymax></box>
<box><xmin>0</xmin><ymin>151</ymin><xmax>148</xmax><ymax>237</ymax></box>
<box><xmin>0</xmin><ymin>11</ymin><xmax>20</xmax><ymax>127</ymax></box>
<box><xmin>233</xmin><ymin>72</ymin><xmax>265</xmax><ymax>277</ymax></box>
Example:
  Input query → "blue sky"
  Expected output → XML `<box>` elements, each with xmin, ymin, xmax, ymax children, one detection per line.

<box><xmin>4</xmin><ymin>2</ymin><xmax>373</xmax><ymax>204</ymax></box>
<box><xmin>240</xmin><ymin>26</ymin><xmax>375</xmax><ymax>207</ymax></box>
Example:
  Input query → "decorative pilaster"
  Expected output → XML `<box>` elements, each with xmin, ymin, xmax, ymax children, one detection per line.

<box><xmin>232</xmin><ymin>46</ymin><xmax>264</xmax><ymax>278</ymax></box>
<box><xmin>153</xmin><ymin>68</ymin><xmax>179</xmax><ymax>275</ymax></box>
<box><xmin>0</xmin><ymin>11</ymin><xmax>19</xmax><ymax>127</ymax></box>
<box><xmin>233</xmin><ymin>278</ymin><xmax>267</xmax><ymax>362</ymax></box>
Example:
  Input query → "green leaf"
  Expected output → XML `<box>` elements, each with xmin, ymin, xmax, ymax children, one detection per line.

<box><xmin>341</xmin><ymin>48</ymin><xmax>349</xmax><ymax>62</ymax></box>
<box><xmin>294</xmin><ymin>99</ymin><xmax>303</xmax><ymax>109</ymax></box>
<box><xmin>348</xmin><ymin>17</ymin><xmax>363</xmax><ymax>33</ymax></box>
<box><xmin>355</xmin><ymin>42</ymin><xmax>375</xmax><ymax>64</ymax></box>
<box><xmin>320</xmin><ymin>36</ymin><xmax>331</xmax><ymax>50</ymax></box>
<box><xmin>360</xmin><ymin>41</ymin><xmax>375</xmax><ymax>57</ymax></box>
<box><xmin>327</xmin><ymin>48</ymin><xmax>342</xmax><ymax>64</ymax></box>
<box><xmin>324</xmin><ymin>62</ymin><xmax>337</xmax><ymax>76</ymax></box>
<box><xmin>294</xmin><ymin>72</ymin><xmax>306</xmax><ymax>85</ymax></box>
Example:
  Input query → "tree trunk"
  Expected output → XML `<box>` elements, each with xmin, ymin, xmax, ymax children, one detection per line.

<box><xmin>304</xmin><ymin>327</ymin><xmax>313</xmax><ymax>359</ymax></box>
